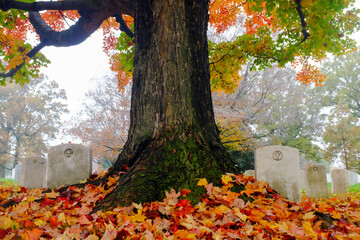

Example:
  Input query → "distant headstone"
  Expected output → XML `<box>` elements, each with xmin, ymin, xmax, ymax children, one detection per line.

<box><xmin>0</xmin><ymin>165</ymin><xmax>6</xmax><ymax>178</ymax></box>
<box><xmin>300</xmin><ymin>170</ymin><xmax>307</xmax><ymax>190</ymax></box>
<box><xmin>47</xmin><ymin>143</ymin><xmax>92</xmax><ymax>189</ymax></box>
<box><xmin>14</xmin><ymin>163</ymin><xmax>21</xmax><ymax>183</ymax></box>
<box><xmin>305</xmin><ymin>165</ymin><xmax>329</xmax><ymax>198</ymax></box>
<box><xmin>331</xmin><ymin>168</ymin><xmax>349</xmax><ymax>194</ymax></box>
<box><xmin>244</xmin><ymin>170</ymin><xmax>255</xmax><ymax>177</ymax></box>
<box><xmin>20</xmin><ymin>157</ymin><xmax>46</xmax><ymax>189</ymax></box>
<box><xmin>255</xmin><ymin>145</ymin><xmax>301</xmax><ymax>202</ymax></box>
<box><xmin>348</xmin><ymin>170</ymin><xmax>358</xmax><ymax>186</ymax></box>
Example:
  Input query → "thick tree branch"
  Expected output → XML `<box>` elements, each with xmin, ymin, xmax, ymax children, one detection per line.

<box><xmin>295</xmin><ymin>0</ymin><xmax>310</xmax><ymax>45</ymax></box>
<box><xmin>0</xmin><ymin>42</ymin><xmax>45</xmax><ymax>78</ymax></box>
<box><xmin>0</xmin><ymin>0</ymin><xmax>87</xmax><ymax>11</ymax></box>
<box><xmin>114</xmin><ymin>14</ymin><xmax>134</xmax><ymax>38</ymax></box>
<box><xmin>0</xmin><ymin>0</ymin><xmax>135</xmax><ymax>16</ymax></box>
<box><xmin>29</xmin><ymin>11</ymin><xmax>106</xmax><ymax>47</ymax></box>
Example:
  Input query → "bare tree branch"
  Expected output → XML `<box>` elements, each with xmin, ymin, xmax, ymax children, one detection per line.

<box><xmin>0</xmin><ymin>42</ymin><xmax>45</xmax><ymax>78</ymax></box>
<box><xmin>295</xmin><ymin>0</ymin><xmax>310</xmax><ymax>45</ymax></box>
<box><xmin>114</xmin><ymin>14</ymin><xmax>134</xmax><ymax>38</ymax></box>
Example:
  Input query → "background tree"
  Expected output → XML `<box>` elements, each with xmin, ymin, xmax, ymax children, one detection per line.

<box><xmin>214</xmin><ymin>64</ymin><xmax>325</xmax><ymax>165</ymax></box>
<box><xmin>0</xmin><ymin>74</ymin><xmax>67</xmax><ymax>168</ymax></box>
<box><xmin>65</xmin><ymin>76</ymin><xmax>130</xmax><ymax>170</ymax></box>
<box><xmin>323</xmin><ymin>103</ymin><xmax>360</xmax><ymax>172</ymax></box>
<box><xmin>317</xmin><ymin>50</ymin><xmax>360</xmax><ymax>117</ymax></box>
<box><xmin>0</xmin><ymin>0</ymin><xmax>358</xmax><ymax>209</ymax></box>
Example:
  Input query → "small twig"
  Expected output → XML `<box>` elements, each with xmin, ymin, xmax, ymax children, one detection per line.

<box><xmin>57</xmin><ymin>10</ymin><xmax>71</xmax><ymax>27</ymax></box>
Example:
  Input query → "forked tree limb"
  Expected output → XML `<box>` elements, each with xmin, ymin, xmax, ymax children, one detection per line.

<box><xmin>0</xmin><ymin>0</ymin><xmax>135</xmax><ymax>78</ymax></box>
<box><xmin>0</xmin><ymin>0</ymin><xmax>135</xmax><ymax>16</ymax></box>
<box><xmin>29</xmin><ymin>11</ymin><xmax>106</xmax><ymax>47</ymax></box>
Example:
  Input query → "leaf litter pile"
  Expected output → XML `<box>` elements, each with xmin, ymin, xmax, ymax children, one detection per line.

<box><xmin>1</xmin><ymin>173</ymin><xmax>360</xmax><ymax>239</ymax></box>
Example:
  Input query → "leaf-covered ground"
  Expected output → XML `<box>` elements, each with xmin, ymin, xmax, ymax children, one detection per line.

<box><xmin>1</xmin><ymin>173</ymin><xmax>360</xmax><ymax>239</ymax></box>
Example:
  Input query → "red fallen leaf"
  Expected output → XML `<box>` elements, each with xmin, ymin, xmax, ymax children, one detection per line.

<box><xmin>181</xmin><ymin>189</ymin><xmax>191</xmax><ymax>197</ymax></box>
<box><xmin>41</xmin><ymin>198</ymin><xmax>55</xmax><ymax>207</ymax></box>
<box><xmin>27</xmin><ymin>228</ymin><xmax>44</xmax><ymax>240</ymax></box>
<box><xmin>49</xmin><ymin>217</ymin><xmax>59</xmax><ymax>227</ymax></box>
<box><xmin>0</xmin><ymin>228</ymin><xmax>12</xmax><ymax>239</ymax></box>
<box><xmin>24</xmin><ymin>219</ymin><xmax>35</xmax><ymax>228</ymax></box>
<box><xmin>176</xmin><ymin>199</ymin><xmax>191</xmax><ymax>207</ymax></box>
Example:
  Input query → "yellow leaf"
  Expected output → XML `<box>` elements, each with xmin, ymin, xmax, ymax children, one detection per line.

<box><xmin>197</xmin><ymin>178</ymin><xmax>208</xmax><ymax>186</ymax></box>
<box><xmin>214</xmin><ymin>205</ymin><xmax>230</xmax><ymax>216</ymax></box>
<box><xmin>174</xmin><ymin>230</ymin><xmax>197</xmax><ymax>239</ymax></box>
<box><xmin>234</xmin><ymin>209</ymin><xmax>248</xmax><ymax>222</ymax></box>
<box><xmin>303</xmin><ymin>221</ymin><xmax>317</xmax><ymax>238</ymax></box>
<box><xmin>46</xmin><ymin>190</ymin><xmax>60</xmax><ymax>199</ymax></box>
<box><xmin>303</xmin><ymin>211</ymin><xmax>315</xmax><ymax>220</ymax></box>
<box><xmin>131</xmin><ymin>213</ymin><xmax>147</xmax><ymax>223</ymax></box>
<box><xmin>34</xmin><ymin>219</ymin><xmax>46</xmax><ymax>227</ymax></box>
<box><xmin>0</xmin><ymin>217</ymin><xmax>15</xmax><ymax>229</ymax></box>
<box><xmin>332</xmin><ymin>211</ymin><xmax>342</xmax><ymax>219</ymax></box>
<box><xmin>25</xmin><ymin>196</ymin><xmax>36</xmax><ymax>202</ymax></box>
<box><xmin>132</xmin><ymin>202</ymin><xmax>143</xmax><ymax>210</ymax></box>
<box><xmin>84</xmin><ymin>234</ymin><xmax>99</xmax><ymax>240</ymax></box>
<box><xmin>58</xmin><ymin>212</ymin><xmax>66</xmax><ymax>223</ymax></box>
<box><xmin>221</xmin><ymin>175</ymin><xmax>233</xmax><ymax>185</ymax></box>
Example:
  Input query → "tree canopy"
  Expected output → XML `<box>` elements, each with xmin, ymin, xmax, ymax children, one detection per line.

<box><xmin>0</xmin><ymin>0</ymin><xmax>359</xmax><ymax>89</ymax></box>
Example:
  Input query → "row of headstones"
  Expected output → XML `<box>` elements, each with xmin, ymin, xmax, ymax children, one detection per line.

<box><xmin>13</xmin><ymin>143</ymin><xmax>92</xmax><ymax>189</ymax></box>
<box><xmin>245</xmin><ymin>145</ymin><xmax>359</xmax><ymax>202</ymax></box>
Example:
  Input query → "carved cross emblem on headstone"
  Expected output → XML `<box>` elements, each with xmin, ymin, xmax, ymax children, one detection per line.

<box><xmin>64</xmin><ymin>148</ymin><xmax>73</xmax><ymax>158</ymax></box>
<box><xmin>272</xmin><ymin>150</ymin><xmax>283</xmax><ymax>161</ymax></box>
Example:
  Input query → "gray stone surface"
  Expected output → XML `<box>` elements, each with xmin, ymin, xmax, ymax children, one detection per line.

<box><xmin>244</xmin><ymin>170</ymin><xmax>255</xmax><ymax>177</ymax></box>
<box><xmin>47</xmin><ymin>143</ymin><xmax>92</xmax><ymax>188</ymax></box>
<box><xmin>13</xmin><ymin>163</ymin><xmax>21</xmax><ymax>183</ymax></box>
<box><xmin>20</xmin><ymin>157</ymin><xmax>46</xmax><ymax>189</ymax></box>
<box><xmin>0</xmin><ymin>165</ymin><xmax>5</xmax><ymax>178</ymax></box>
<box><xmin>255</xmin><ymin>145</ymin><xmax>301</xmax><ymax>202</ymax></box>
<box><xmin>348</xmin><ymin>170</ymin><xmax>358</xmax><ymax>186</ymax></box>
<box><xmin>331</xmin><ymin>168</ymin><xmax>349</xmax><ymax>194</ymax></box>
<box><xmin>305</xmin><ymin>165</ymin><xmax>329</xmax><ymax>198</ymax></box>
<box><xmin>300</xmin><ymin>170</ymin><xmax>307</xmax><ymax>190</ymax></box>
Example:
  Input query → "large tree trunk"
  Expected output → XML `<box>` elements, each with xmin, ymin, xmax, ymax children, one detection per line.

<box><xmin>95</xmin><ymin>0</ymin><xmax>237</xmax><ymax>210</ymax></box>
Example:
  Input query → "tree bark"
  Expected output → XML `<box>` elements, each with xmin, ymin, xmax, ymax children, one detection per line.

<box><xmin>95</xmin><ymin>0</ymin><xmax>237</xmax><ymax>210</ymax></box>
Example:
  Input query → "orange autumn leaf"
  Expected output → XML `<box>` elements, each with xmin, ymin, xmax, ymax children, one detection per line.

<box><xmin>27</xmin><ymin>228</ymin><xmax>44</xmax><ymax>240</ymax></box>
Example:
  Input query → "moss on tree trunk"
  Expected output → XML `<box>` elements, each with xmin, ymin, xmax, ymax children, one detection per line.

<box><xmin>95</xmin><ymin>0</ymin><xmax>237</xmax><ymax>210</ymax></box>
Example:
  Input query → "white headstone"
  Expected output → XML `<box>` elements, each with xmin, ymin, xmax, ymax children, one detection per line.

<box><xmin>331</xmin><ymin>168</ymin><xmax>349</xmax><ymax>194</ymax></box>
<box><xmin>47</xmin><ymin>143</ymin><xmax>92</xmax><ymax>189</ymax></box>
<box><xmin>244</xmin><ymin>170</ymin><xmax>255</xmax><ymax>177</ymax></box>
<box><xmin>305</xmin><ymin>165</ymin><xmax>329</xmax><ymax>198</ymax></box>
<box><xmin>255</xmin><ymin>145</ymin><xmax>301</xmax><ymax>202</ymax></box>
<box><xmin>14</xmin><ymin>163</ymin><xmax>21</xmax><ymax>183</ymax></box>
<box><xmin>0</xmin><ymin>165</ymin><xmax>5</xmax><ymax>178</ymax></box>
<box><xmin>20</xmin><ymin>157</ymin><xmax>46</xmax><ymax>189</ymax></box>
<box><xmin>348</xmin><ymin>170</ymin><xmax>358</xmax><ymax>186</ymax></box>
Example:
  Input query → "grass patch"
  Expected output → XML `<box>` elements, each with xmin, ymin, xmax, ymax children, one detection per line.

<box><xmin>0</xmin><ymin>178</ymin><xmax>16</xmax><ymax>186</ymax></box>
<box><xmin>349</xmin><ymin>183</ymin><xmax>360</xmax><ymax>193</ymax></box>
